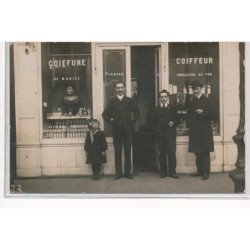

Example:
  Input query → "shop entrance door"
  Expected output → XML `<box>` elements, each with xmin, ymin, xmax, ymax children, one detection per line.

<box><xmin>131</xmin><ymin>46</ymin><xmax>160</xmax><ymax>173</ymax></box>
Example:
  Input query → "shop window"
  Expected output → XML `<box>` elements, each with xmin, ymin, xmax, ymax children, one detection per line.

<box><xmin>169</xmin><ymin>42</ymin><xmax>220</xmax><ymax>136</ymax></box>
<box><xmin>42</xmin><ymin>43</ymin><xmax>92</xmax><ymax>139</ymax></box>
<box><xmin>103</xmin><ymin>50</ymin><xmax>126</xmax><ymax>136</ymax></box>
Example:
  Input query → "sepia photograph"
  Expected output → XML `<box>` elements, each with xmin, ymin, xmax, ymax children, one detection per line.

<box><xmin>2</xmin><ymin>2</ymin><xmax>250</xmax><ymax>250</ymax></box>
<box><xmin>6</xmin><ymin>41</ymin><xmax>245</xmax><ymax>196</ymax></box>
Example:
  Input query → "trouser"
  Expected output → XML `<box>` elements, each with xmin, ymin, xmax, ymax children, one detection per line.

<box><xmin>92</xmin><ymin>163</ymin><xmax>101</xmax><ymax>176</ymax></box>
<box><xmin>113</xmin><ymin>127</ymin><xmax>132</xmax><ymax>175</ymax></box>
<box><xmin>195</xmin><ymin>152</ymin><xmax>210</xmax><ymax>176</ymax></box>
<box><xmin>158</xmin><ymin>136</ymin><xmax>176</xmax><ymax>175</ymax></box>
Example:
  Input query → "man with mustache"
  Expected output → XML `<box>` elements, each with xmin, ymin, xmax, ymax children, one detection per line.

<box><xmin>187</xmin><ymin>81</ymin><xmax>216</xmax><ymax>180</ymax></box>
<box><xmin>102</xmin><ymin>82</ymin><xmax>140</xmax><ymax>180</ymax></box>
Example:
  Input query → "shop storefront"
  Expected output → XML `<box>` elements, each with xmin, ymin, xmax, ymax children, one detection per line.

<box><xmin>11</xmin><ymin>42</ymin><xmax>240</xmax><ymax>177</ymax></box>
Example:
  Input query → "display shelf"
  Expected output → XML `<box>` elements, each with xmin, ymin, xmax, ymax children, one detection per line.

<box><xmin>43</xmin><ymin>113</ymin><xmax>91</xmax><ymax>139</ymax></box>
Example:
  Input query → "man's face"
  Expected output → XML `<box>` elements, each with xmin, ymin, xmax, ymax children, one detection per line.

<box><xmin>159</xmin><ymin>93</ymin><xmax>168</xmax><ymax>104</ymax></box>
<box><xmin>193</xmin><ymin>87</ymin><xmax>202</xmax><ymax>97</ymax></box>
<box><xmin>115</xmin><ymin>83</ymin><xmax>125</xmax><ymax>96</ymax></box>
<box><xmin>67</xmin><ymin>86</ymin><xmax>74</xmax><ymax>95</ymax></box>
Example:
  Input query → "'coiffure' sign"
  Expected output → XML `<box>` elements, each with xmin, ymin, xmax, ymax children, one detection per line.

<box><xmin>47</xmin><ymin>54</ymin><xmax>91</xmax><ymax>82</ymax></box>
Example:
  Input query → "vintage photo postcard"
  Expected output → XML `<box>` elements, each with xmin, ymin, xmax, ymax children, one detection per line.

<box><xmin>5</xmin><ymin>42</ymin><xmax>246</xmax><ymax>197</ymax></box>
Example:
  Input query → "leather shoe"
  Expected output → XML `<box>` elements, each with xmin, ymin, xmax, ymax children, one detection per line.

<box><xmin>190</xmin><ymin>172</ymin><xmax>201</xmax><ymax>177</ymax></box>
<box><xmin>160</xmin><ymin>173</ymin><xmax>167</xmax><ymax>178</ymax></box>
<box><xmin>114</xmin><ymin>174</ymin><xmax>122</xmax><ymax>180</ymax></box>
<box><xmin>169</xmin><ymin>173</ymin><xmax>179</xmax><ymax>179</ymax></box>
<box><xmin>202</xmin><ymin>175</ymin><xmax>209</xmax><ymax>180</ymax></box>
<box><xmin>124</xmin><ymin>174</ymin><xmax>134</xmax><ymax>179</ymax></box>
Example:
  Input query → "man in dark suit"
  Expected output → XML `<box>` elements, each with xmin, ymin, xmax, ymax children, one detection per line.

<box><xmin>187</xmin><ymin>81</ymin><xmax>215</xmax><ymax>180</ymax></box>
<box><xmin>102</xmin><ymin>82</ymin><xmax>140</xmax><ymax>180</ymax></box>
<box><xmin>151</xmin><ymin>90</ymin><xmax>180</xmax><ymax>178</ymax></box>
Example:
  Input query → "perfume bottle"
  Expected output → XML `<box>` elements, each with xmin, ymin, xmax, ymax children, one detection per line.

<box><xmin>87</xmin><ymin>108</ymin><xmax>92</xmax><ymax>117</ymax></box>
<box><xmin>83</xmin><ymin>107</ymin><xmax>87</xmax><ymax>116</ymax></box>
<box><xmin>188</xmin><ymin>86</ymin><xmax>193</xmax><ymax>94</ymax></box>
<box><xmin>207</xmin><ymin>85</ymin><xmax>211</xmax><ymax>95</ymax></box>
<box><xmin>183</xmin><ymin>87</ymin><xmax>187</xmax><ymax>94</ymax></box>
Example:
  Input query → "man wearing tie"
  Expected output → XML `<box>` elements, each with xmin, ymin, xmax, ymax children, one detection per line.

<box><xmin>151</xmin><ymin>90</ymin><xmax>180</xmax><ymax>178</ymax></box>
<box><xmin>102</xmin><ymin>82</ymin><xmax>140</xmax><ymax>180</ymax></box>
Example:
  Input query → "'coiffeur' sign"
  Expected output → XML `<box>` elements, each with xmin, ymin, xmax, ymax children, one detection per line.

<box><xmin>169</xmin><ymin>42</ymin><xmax>219</xmax><ymax>93</ymax></box>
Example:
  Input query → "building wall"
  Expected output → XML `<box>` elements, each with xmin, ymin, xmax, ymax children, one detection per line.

<box><xmin>13</xmin><ymin>42</ymin><xmax>240</xmax><ymax>177</ymax></box>
<box><xmin>221</xmin><ymin>42</ymin><xmax>240</xmax><ymax>171</ymax></box>
<box><xmin>14</xmin><ymin>43</ymin><xmax>42</xmax><ymax>177</ymax></box>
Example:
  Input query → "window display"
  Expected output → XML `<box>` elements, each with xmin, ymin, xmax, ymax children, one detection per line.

<box><xmin>42</xmin><ymin>43</ymin><xmax>93</xmax><ymax>138</ymax></box>
<box><xmin>169</xmin><ymin>42</ymin><xmax>220</xmax><ymax>136</ymax></box>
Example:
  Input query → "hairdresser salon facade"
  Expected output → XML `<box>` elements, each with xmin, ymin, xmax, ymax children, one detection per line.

<box><xmin>10</xmin><ymin>42</ymin><xmax>240</xmax><ymax>177</ymax></box>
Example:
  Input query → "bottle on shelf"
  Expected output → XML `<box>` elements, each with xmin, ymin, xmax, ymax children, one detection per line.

<box><xmin>188</xmin><ymin>86</ymin><xmax>193</xmax><ymax>94</ymax></box>
<box><xmin>87</xmin><ymin>108</ymin><xmax>92</xmax><ymax>116</ymax></box>
<box><xmin>83</xmin><ymin>128</ymin><xmax>87</xmax><ymax>138</ymax></box>
<box><xmin>211</xmin><ymin>121</ymin><xmax>215</xmax><ymax>135</ymax></box>
<box><xmin>79</xmin><ymin>107</ymin><xmax>83</xmax><ymax>116</ymax></box>
<box><xmin>176</xmin><ymin>93</ymin><xmax>180</xmax><ymax>105</ymax></box>
<box><xmin>183</xmin><ymin>87</ymin><xmax>187</xmax><ymax>94</ymax></box>
<box><xmin>207</xmin><ymin>85</ymin><xmax>211</xmax><ymax>96</ymax></box>
<box><xmin>58</xmin><ymin>107</ymin><xmax>62</xmax><ymax>116</ymax></box>
<box><xmin>83</xmin><ymin>107</ymin><xmax>87</xmax><ymax>116</ymax></box>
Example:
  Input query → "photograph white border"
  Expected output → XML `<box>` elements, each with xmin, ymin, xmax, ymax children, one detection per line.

<box><xmin>2</xmin><ymin>41</ymin><xmax>249</xmax><ymax>199</ymax></box>
<box><xmin>1</xmin><ymin>2</ymin><xmax>250</xmax><ymax>250</ymax></box>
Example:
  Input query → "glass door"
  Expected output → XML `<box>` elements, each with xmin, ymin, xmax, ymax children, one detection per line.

<box><xmin>98</xmin><ymin>46</ymin><xmax>131</xmax><ymax>137</ymax></box>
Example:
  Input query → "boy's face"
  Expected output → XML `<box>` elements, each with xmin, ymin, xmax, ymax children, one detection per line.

<box><xmin>91</xmin><ymin>122</ymin><xmax>99</xmax><ymax>130</ymax></box>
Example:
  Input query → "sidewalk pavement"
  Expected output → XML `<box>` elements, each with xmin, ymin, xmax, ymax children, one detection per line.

<box><xmin>13</xmin><ymin>172</ymin><xmax>235</xmax><ymax>195</ymax></box>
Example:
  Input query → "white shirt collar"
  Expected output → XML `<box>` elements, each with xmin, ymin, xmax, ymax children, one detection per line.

<box><xmin>117</xmin><ymin>94</ymin><xmax>124</xmax><ymax>101</ymax></box>
<box><xmin>160</xmin><ymin>101</ymin><xmax>169</xmax><ymax>108</ymax></box>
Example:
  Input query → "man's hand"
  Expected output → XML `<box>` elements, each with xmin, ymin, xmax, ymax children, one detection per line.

<box><xmin>168</xmin><ymin>121</ymin><xmax>174</xmax><ymax>127</ymax></box>
<box><xmin>196</xmin><ymin>109</ymin><xmax>203</xmax><ymax>114</ymax></box>
<box><xmin>101</xmin><ymin>152</ymin><xmax>106</xmax><ymax>156</ymax></box>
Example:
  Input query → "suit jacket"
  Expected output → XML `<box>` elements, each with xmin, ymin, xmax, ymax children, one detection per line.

<box><xmin>84</xmin><ymin>130</ymin><xmax>108</xmax><ymax>164</ymax></box>
<box><xmin>151</xmin><ymin>104</ymin><xmax>180</xmax><ymax>139</ymax></box>
<box><xmin>187</xmin><ymin>94</ymin><xmax>215</xmax><ymax>153</ymax></box>
<box><xmin>102</xmin><ymin>96</ymin><xmax>140</xmax><ymax>132</ymax></box>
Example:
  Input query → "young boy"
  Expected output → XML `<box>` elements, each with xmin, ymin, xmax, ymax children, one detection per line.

<box><xmin>84</xmin><ymin>119</ymin><xmax>108</xmax><ymax>180</ymax></box>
